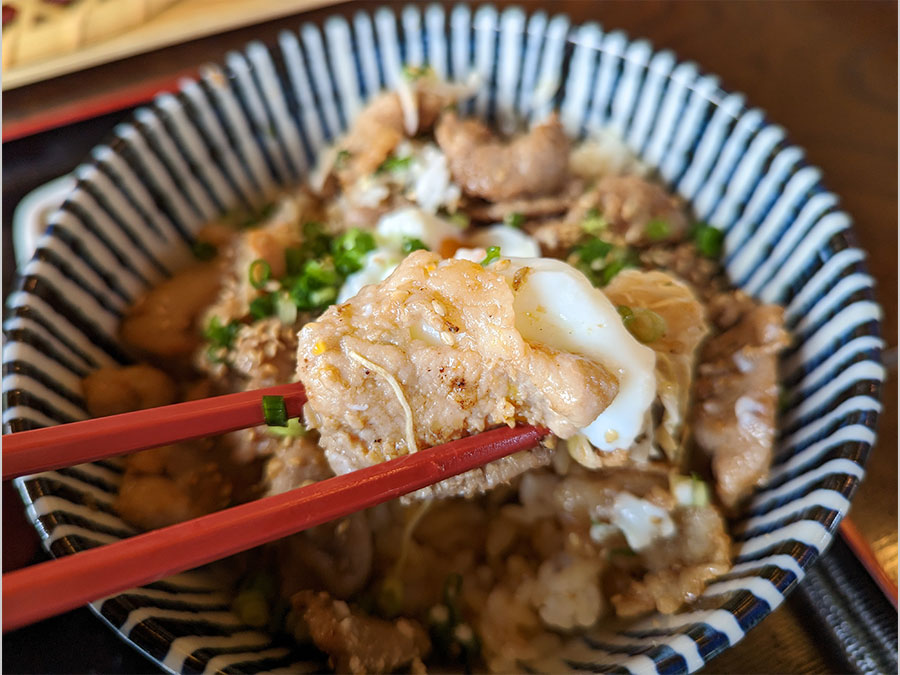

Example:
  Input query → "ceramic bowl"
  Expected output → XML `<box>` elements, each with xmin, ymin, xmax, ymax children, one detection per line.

<box><xmin>3</xmin><ymin>4</ymin><xmax>884</xmax><ymax>673</ymax></box>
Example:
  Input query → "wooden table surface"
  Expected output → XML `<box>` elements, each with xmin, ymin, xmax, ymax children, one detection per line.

<box><xmin>2</xmin><ymin>1</ymin><xmax>896</xmax><ymax>673</ymax></box>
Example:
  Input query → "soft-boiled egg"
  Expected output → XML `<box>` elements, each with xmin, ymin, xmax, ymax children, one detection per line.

<box><xmin>493</xmin><ymin>257</ymin><xmax>657</xmax><ymax>460</ymax></box>
<box><xmin>453</xmin><ymin>224</ymin><xmax>542</xmax><ymax>262</ymax></box>
<box><xmin>338</xmin><ymin>207</ymin><xmax>461</xmax><ymax>303</ymax></box>
<box><xmin>375</xmin><ymin>206</ymin><xmax>461</xmax><ymax>252</ymax></box>
<box><xmin>337</xmin><ymin>248</ymin><xmax>404</xmax><ymax>303</ymax></box>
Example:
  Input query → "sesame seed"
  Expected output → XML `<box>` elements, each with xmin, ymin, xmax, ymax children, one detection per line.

<box><xmin>432</xmin><ymin>300</ymin><xmax>446</xmax><ymax>316</ymax></box>
<box><xmin>440</xmin><ymin>332</ymin><xmax>455</xmax><ymax>346</ymax></box>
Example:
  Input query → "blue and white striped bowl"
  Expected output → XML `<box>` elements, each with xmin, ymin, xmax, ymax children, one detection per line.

<box><xmin>3</xmin><ymin>4</ymin><xmax>884</xmax><ymax>673</ymax></box>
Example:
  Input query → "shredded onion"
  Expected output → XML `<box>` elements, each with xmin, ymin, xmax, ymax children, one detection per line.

<box><xmin>348</xmin><ymin>349</ymin><xmax>418</xmax><ymax>455</ymax></box>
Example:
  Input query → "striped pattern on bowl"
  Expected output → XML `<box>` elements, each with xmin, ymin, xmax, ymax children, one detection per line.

<box><xmin>2</xmin><ymin>4</ymin><xmax>883</xmax><ymax>674</ymax></box>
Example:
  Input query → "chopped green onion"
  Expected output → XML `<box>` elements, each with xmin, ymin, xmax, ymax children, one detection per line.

<box><xmin>335</xmin><ymin>149</ymin><xmax>351</xmax><ymax>168</ymax></box>
<box><xmin>691</xmin><ymin>472</ymin><xmax>710</xmax><ymax>507</ymax></box>
<box><xmin>600</xmin><ymin>247</ymin><xmax>639</xmax><ymax>286</ymax></box>
<box><xmin>206</xmin><ymin>345</ymin><xmax>227</xmax><ymax>364</ymax></box>
<box><xmin>303</xmin><ymin>258</ymin><xmax>341</xmax><ymax>287</ymax></box>
<box><xmin>284</xmin><ymin>247</ymin><xmax>305</xmax><ymax>276</ymax></box>
<box><xmin>249</xmin><ymin>294</ymin><xmax>275</xmax><ymax>320</ymax></box>
<box><xmin>571</xmin><ymin>237</ymin><xmax>638</xmax><ymax>286</ymax></box>
<box><xmin>302</xmin><ymin>221</ymin><xmax>331</xmax><ymax>258</ymax></box>
<box><xmin>581</xmin><ymin>207</ymin><xmax>607</xmax><ymax>234</ymax></box>
<box><xmin>402</xmin><ymin>64</ymin><xmax>433</xmax><ymax>81</ymax></box>
<box><xmin>267</xmin><ymin>417</ymin><xmax>306</xmax><ymax>437</ymax></box>
<box><xmin>248</xmin><ymin>259</ymin><xmax>272</xmax><ymax>290</ymax></box>
<box><xmin>309</xmin><ymin>286</ymin><xmax>338</xmax><ymax>307</ymax></box>
<box><xmin>191</xmin><ymin>240</ymin><xmax>217</xmax><ymax>261</ymax></box>
<box><xmin>332</xmin><ymin>228</ymin><xmax>376</xmax><ymax>275</ymax></box>
<box><xmin>617</xmin><ymin>305</ymin><xmax>634</xmax><ymax>321</ymax></box>
<box><xmin>232</xmin><ymin>590</ymin><xmax>269</xmax><ymax>628</ymax></box>
<box><xmin>480</xmin><ymin>246</ymin><xmax>501</xmax><ymax>267</ymax></box>
<box><xmin>288</xmin><ymin>259</ymin><xmax>342</xmax><ymax>311</ymax></box>
<box><xmin>448</xmin><ymin>211</ymin><xmax>470</xmax><ymax>229</ymax></box>
<box><xmin>232</xmin><ymin>571</ymin><xmax>277</xmax><ymax>628</ymax></box>
<box><xmin>692</xmin><ymin>223</ymin><xmax>724</xmax><ymax>258</ymax></box>
<box><xmin>574</xmin><ymin>237</ymin><xmax>613</xmax><ymax>265</ymax></box>
<box><xmin>376</xmin><ymin>155</ymin><xmax>413</xmax><ymax>173</ymax></box>
<box><xmin>275</xmin><ymin>291</ymin><xmax>298</xmax><ymax>325</ymax></box>
<box><xmin>262</xmin><ymin>395</ymin><xmax>288</xmax><ymax>427</ymax></box>
<box><xmin>204</xmin><ymin>316</ymin><xmax>240</xmax><ymax>350</ymax></box>
<box><xmin>503</xmin><ymin>212</ymin><xmax>525</xmax><ymax>228</ymax></box>
<box><xmin>618</xmin><ymin>305</ymin><xmax>667</xmax><ymax>343</ymax></box>
<box><xmin>376</xmin><ymin>576</ymin><xmax>405</xmax><ymax>618</ymax></box>
<box><xmin>645</xmin><ymin>219</ymin><xmax>671</xmax><ymax>241</ymax></box>
<box><xmin>402</xmin><ymin>237</ymin><xmax>429</xmax><ymax>253</ymax></box>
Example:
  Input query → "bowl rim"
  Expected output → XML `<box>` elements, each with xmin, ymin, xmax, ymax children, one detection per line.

<box><xmin>3</xmin><ymin>3</ymin><xmax>885</xmax><ymax>674</ymax></box>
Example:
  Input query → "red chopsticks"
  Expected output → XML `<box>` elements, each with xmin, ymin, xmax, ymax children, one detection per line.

<box><xmin>2</xmin><ymin>383</ymin><xmax>308</xmax><ymax>480</ymax></box>
<box><xmin>2</xmin><ymin>423</ymin><xmax>548</xmax><ymax>632</ymax></box>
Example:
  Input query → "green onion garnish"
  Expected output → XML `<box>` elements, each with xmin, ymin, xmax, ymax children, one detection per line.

<box><xmin>249</xmin><ymin>259</ymin><xmax>272</xmax><ymax>290</ymax></box>
<box><xmin>480</xmin><ymin>246</ymin><xmax>501</xmax><ymax>267</ymax></box>
<box><xmin>204</xmin><ymin>316</ymin><xmax>240</xmax><ymax>363</ymax></box>
<box><xmin>204</xmin><ymin>316</ymin><xmax>239</xmax><ymax>349</ymax></box>
<box><xmin>692</xmin><ymin>223</ymin><xmax>724</xmax><ymax>258</ymax></box>
<box><xmin>503</xmin><ymin>212</ymin><xmax>525</xmax><ymax>228</ymax></box>
<box><xmin>302</xmin><ymin>221</ymin><xmax>331</xmax><ymax>258</ymax></box>
<box><xmin>645</xmin><ymin>219</ymin><xmax>671</xmax><ymax>241</ymax></box>
<box><xmin>581</xmin><ymin>207</ymin><xmax>607</xmax><ymax>234</ymax></box>
<box><xmin>288</xmin><ymin>259</ymin><xmax>342</xmax><ymax>311</ymax></box>
<box><xmin>376</xmin><ymin>155</ymin><xmax>413</xmax><ymax>173</ymax></box>
<box><xmin>191</xmin><ymin>240</ymin><xmax>217</xmax><ymax>261</ymax></box>
<box><xmin>275</xmin><ymin>291</ymin><xmax>298</xmax><ymax>325</ymax></box>
<box><xmin>284</xmin><ymin>247</ymin><xmax>305</xmax><ymax>276</ymax></box>
<box><xmin>570</xmin><ymin>236</ymin><xmax>637</xmax><ymax>286</ymax></box>
<box><xmin>402</xmin><ymin>64</ymin><xmax>433</xmax><ymax>81</ymax></box>
<box><xmin>376</xmin><ymin>576</ymin><xmax>405</xmax><ymax>618</ymax></box>
<box><xmin>309</xmin><ymin>286</ymin><xmax>338</xmax><ymax>306</ymax></box>
<box><xmin>402</xmin><ymin>237</ymin><xmax>429</xmax><ymax>253</ymax></box>
<box><xmin>249</xmin><ymin>294</ymin><xmax>275</xmax><ymax>320</ymax></box>
<box><xmin>448</xmin><ymin>211</ymin><xmax>470</xmax><ymax>229</ymax></box>
<box><xmin>602</xmin><ymin>246</ymin><xmax>639</xmax><ymax>285</ymax></box>
<box><xmin>335</xmin><ymin>149</ymin><xmax>351</xmax><ymax>168</ymax></box>
<box><xmin>617</xmin><ymin>305</ymin><xmax>667</xmax><ymax>343</ymax></box>
<box><xmin>599</xmin><ymin>256</ymin><xmax>629</xmax><ymax>285</ymax></box>
<box><xmin>267</xmin><ymin>417</ymin><xmax>306</xmax><ymax>437</ymax></box>
<box><xmin>332</xmin><ymin>228</ymin><xmax>376</xmax><ymax>275</ymax></box>
<box><xmin>262</xmin><ymin>395</ymin><xmax>288</xmax><ymax>427</ymax></box>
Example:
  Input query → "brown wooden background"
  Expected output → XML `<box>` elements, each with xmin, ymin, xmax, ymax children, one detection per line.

<box><xmin>3</xmin><ymin>1</ymin><xmax>896</xmax><ymax>673</ymax></box>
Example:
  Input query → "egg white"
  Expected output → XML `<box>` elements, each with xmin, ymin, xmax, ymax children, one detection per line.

<box><xmin>494</xmin><ymin>257</ymin><xmax>657</xmax><ymax>455</ymax></box>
